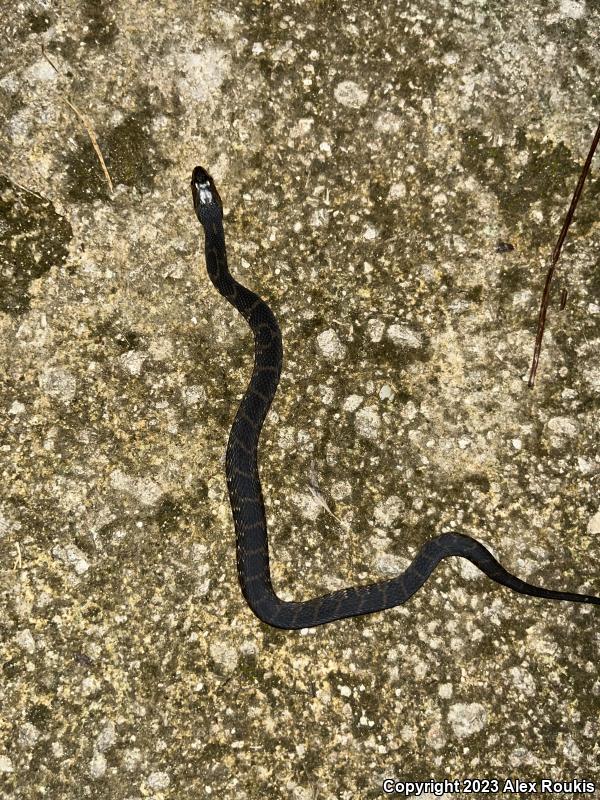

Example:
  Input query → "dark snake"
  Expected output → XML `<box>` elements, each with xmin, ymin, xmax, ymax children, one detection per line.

<box><xmin>191</xmin><ymin>165</ymin><xmax>599</xmax><ymax>629</ymax></box>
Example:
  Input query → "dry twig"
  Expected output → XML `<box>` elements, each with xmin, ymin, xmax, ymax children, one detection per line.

<box><xmin>528</xmin><ymin>118</ymin><xmax>600</xmax><ymax>387</ymax></box>
<box><xmin>308</xmin><ymin>460</ymin><xmax>349</xmax><ymax>531</ymax></box>
<box><xmin>41</xmin><ymin>47</ymin><xmax>114</xmax><ymax>195</ymax></box>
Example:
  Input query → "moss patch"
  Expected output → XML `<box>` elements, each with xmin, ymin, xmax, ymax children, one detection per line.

<box><xmin>0</xmin><ymin>177</ymin><xmax>73</xmax><ymax>315</ymax></box>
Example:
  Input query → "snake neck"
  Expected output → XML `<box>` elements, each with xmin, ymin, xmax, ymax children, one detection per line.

<box><xmin>201</xmin><ymin>215</ymin><xmax>284</xmax><ymax>615</ymax></box>
<box><xmin>203</xmin><ymin>217</ymin><xmax>232</xmax><ymax>293</ymax></box>
<box><xmin>200</xmin><ymin>208</ymin><xmax>283</xmax><ymax>499</ymax></box>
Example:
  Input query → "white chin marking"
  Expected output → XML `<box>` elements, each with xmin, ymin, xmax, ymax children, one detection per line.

<box><xmin>198</xmin><ymin>180</ymin><xmax>213</xmax><ymax>205</ymax></box>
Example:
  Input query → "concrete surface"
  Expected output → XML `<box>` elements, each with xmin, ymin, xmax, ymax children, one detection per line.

<box><xmin>0</xmin><ymin>0</ymin><xmax>599</xmax><ymax>798</ymax></box>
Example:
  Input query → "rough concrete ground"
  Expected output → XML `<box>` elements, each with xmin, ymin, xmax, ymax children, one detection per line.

<box><xmin>1</xmin><ymin>0</ymin><xmax>599</xmax><ymax>798</ymax></box>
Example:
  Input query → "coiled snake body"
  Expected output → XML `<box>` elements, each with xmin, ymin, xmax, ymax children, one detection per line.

<box><xmin>191</xmin><ymin>165</ymin><xmax>599</xmax><ymax>629</ymax></box>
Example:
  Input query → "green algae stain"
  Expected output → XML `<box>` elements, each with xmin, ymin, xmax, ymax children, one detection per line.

<box><xmin>64</xmin><ymin>102</ymin><xmax>170</xmax><ymax>202</ymax></box>
<box><xmin>24</xmin><ymin>9</ymin><xmax>53</xmax><ymax>35</ymax></box>
<box><xmin>81</xmin><ymin>0</ymin><xmax>117</xmax><ymax>47</ymax></box>
<box><xmin>105</xmin><ymin>107</ymin><xmax>170</xmax><ymax>187</ymax></box>
<box><xmin>460</xmin><ymin>128</ymin><xmax>584</xmax><ymax>248</ymax></box>
<box><xmin>155</xmin><ymin>496</ymin><xmax>185</xmax><ymax>535</ymax></box>
<box><xmin>0</xmin><ymin>177</ymin><xmax>73</xmax><ymax>315</ymax></box>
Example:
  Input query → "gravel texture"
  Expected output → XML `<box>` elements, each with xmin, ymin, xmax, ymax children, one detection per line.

<box><xmin>1</xmin><ymin>1</ymin><xmax>599</xmax><ymax>798</ymax></box>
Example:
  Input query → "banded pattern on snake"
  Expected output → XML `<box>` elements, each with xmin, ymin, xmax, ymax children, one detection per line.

<box><xmin>191</xmin><ymin>165</ymin><xmax>599</xmax><ymax>630</ymax></box>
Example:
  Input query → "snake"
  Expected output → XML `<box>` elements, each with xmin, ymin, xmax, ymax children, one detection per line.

<box><xmin>191</xmin><ymin>165</ymin><xmax>599</xmax><ymax>629</ymax></box>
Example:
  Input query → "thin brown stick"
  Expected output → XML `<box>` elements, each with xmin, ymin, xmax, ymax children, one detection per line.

<box><xmin>528</xmin><ymin>118</ymin><xmax>600</xmax><ymax>387</ymax></box>
<box><xmin>61</xmin><ymin>96</ymin><xmax>114</xmax><ymax>194</ymax></box>
<box><xmin>0</xmin><ymin>173</ymin><xmax>45</xmax><ymax>200</ymax></box>
<box><xmin>559</xmin><ymin>287</ymin><xmax>568</xmax><ymax>311</ymax></box>
<box><xmin>41</xmin><ymin>47</ymin><xmax>114</xmax><ymax>195</ymax></box>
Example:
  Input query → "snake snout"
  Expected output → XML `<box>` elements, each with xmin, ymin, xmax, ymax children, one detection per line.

<box><xmin>191</xmin><ymin>166</ymin><xmax>223</xmax><ymax>215</ymax></box>
<box><xmin>191</xmin><ymin>165</ymin><xmax>211</xmax><ymax>186</ymax></box>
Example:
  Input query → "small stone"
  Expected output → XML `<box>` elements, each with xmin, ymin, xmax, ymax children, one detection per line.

<box><xmin>182</xmin><ymin>386</ymin><xmax>206</xmax><ymax>406</ymax></box>
<box><xmin>95</xmin><ymin>720</ymin><xmax>117</xmax><ymax>753</ymax></box>
<box><xmin>388</xmin><ymin>182</ymin><xmax>407</xmax><ymax>200</ymax></box>
<box><xmin>38</xmin><ymin>367</ymin><xmax>77</xmax><ymax>402</ymax></box>
<box><xmin>19</xmin><ymin>723</ymin><xmax>40</xmax><ymax>749</ymax></box>
<box><xmin>587</xmin><ymin>510</ymin><xmax>600</xmax><ymax>536</ymax></box>
<box><xmin>387</xmin><ymin>324</ymin><xmax>422</xmax><ymax>349</ymax></box>
<box><xmin>89</xmin><ymin>751</ymin><xmax>107</xmax><ymax>779</ymax></box>
<box><xmin>147</xmin><ymin>771</ymin><xmax>170</xmax><ymax>790</ymax></box>
<box><xmin>316</xmin><ymin>329</ymin><xmax>346</xmax><ymax>361</ymax></box>
<box><xmin>209</xmin><ymin>640</ymin><xmax>239</xmax><ymax>673</ymax></box>
<box><xmin>122</xmin><ymin>748</ymin><xmax>142</xmax><ymax>771</ymax></box>
<box><xmin>24</xmin><ymin>60</ymin><xmax>58</xmax><ymax>83</ymax></box>
<box><xmin>52</xmin><ymin>544</ymin><xmax>89</xmax><ymax>575</ymax></box>
<box><xmin>512</xmin><ymin>290</ymin><xmax>532</xmax><ymax>307</ymax></box>
<box><xmin>239</xmin><ymin>639</ymin><xmax>259</xmax><ymax>657</ymax></box>
<box><xmin>0</xmin><ymin>756</ymin><xmax>14</xmax><ymax>773</ymax></box>
<box><xmin>546</xmin><ymin>416</ymin><xmax>578</xmax><ymax>437</ymax></box>
<box><xmin>333</xmin><ymin>80</ymin><xmax>368</xmax><ymax>108</ymax></box>
<box><xmin>585</xmin><ymin>368</ymin><xmax>600</xmax><ymax>393</ymax></box>
<box><xmin>289</xmin><ymin>118</ymin><xmax>314</xmax><ymax>139</ymax></box>
<box><xmin>110</xmin><ymin>470</ymin><xmax>163</xmax><ymax>507</ymax></box>
<box><xmin>400</xmin><ymin>401</ymin><xmax>418</xmax><ymax>421</ymax></box>
<box><xmin>374</xmin><ymin>552</ymin><xmax>409</xmax><ymax>578</ymax></box>
<box><xmin>331</xmin><ymin>480</ymin><xmax>351</xmax><ymax>500</ymax></box>
<box><xmin>309</xmin><ymin>208</ymin><xmax>329</xmax><ymax>228</ymax></box>
<box><xmin>530</xmin><ymin>208</ymin><xmax>544</xmax><ymax>224</ymax></box>
<box><xmin>374</xmin><ymin>495</ymin><xmax>403</xmax><ymax>526</ymax></box>
<box><xmin>343</xmin><ymin>394</ymin><xmax>363</xmax><ymax>412</ymax></box>
<box><xmin>577</xmin><ymin>457</ymin><xmax>595</xmax><ymax>474</ymax></box>
<box><xmin>119</xmin><ymin>351</ymin><xmax>147</xmax><ymax>376</ymax></box>
<box><xmin>559</xmin><ymin>0</ymin><xmax>586</xmax><ymax>19</ymax></box>
<box><xmin>355</xmin><ymin>406</ymin><xmax>381</xmax><ymax>440</ymax></box>
<box><xmin>458</xmin><ymin>558</ymin><xmax>484</xmax><ymax>580</ymax></box>
<box><xmin>562</xmin><ymin>735</ymin><xmax>581</xmax><ymax>764</ymax></box>
<box><xmin>16</xmin><ymin>629</ymin><xmax>35</xmax><ymax>654</ymax></box>
<box><xmin>0</xmin><ymin>513</ymin><xmax>21</xmax><ymax>538</ymax></box>
<box><xmin>374</xmin><ymin>112</ymin><xmax>402</xmax><ymax>133</ymax></box>
<box><xmin>81</xmin><ymin>676</ymin><xmax>102</xmax><ymax>696</ymax></box>
<box><xmin>379</xmin><ymin>384</ymin><xmax>394</xmax><ymax>401</ymax></box>
<box><xmin>509</xmin><ymin>746</ymin><xmax>533</xmax><ymax>767</ymax></box>
<box><xmin>51</xmin><ymin>742</ymin><xmax>64</xmax><ymax>758</ymax></box>
<box><xmin>292</xmin><ymin>490</ymin><xmax>324</xmax><ymax>521</ymax></box>
<box><xmin>509</xmin><ymin>666</ymin><xmax>536</xmax><ymax>697</ymax></box>
<box><xmin>320</xmin><ymin>385</ymin><xmax>334</xmax><ymax>405</ymax></box>
<box><xmin>447</xmin><ymin>702</ymin><xmax>487</xmax><ymax>738</ymax></box>
<box><xmin>442</xmin><ymin>51</ymin><xmax>460</xmax><ymax>65</ymax></box>
<box><xmin>367</xmin><ymin>318</ymin><xmax>385</xmax><ymax>343</ymax></box>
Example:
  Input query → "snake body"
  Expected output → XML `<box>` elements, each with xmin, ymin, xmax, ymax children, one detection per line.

<box><xmin>191</xmin><ymin>165</ymin><xmax>599</xmax><ymax>629</ymax></box>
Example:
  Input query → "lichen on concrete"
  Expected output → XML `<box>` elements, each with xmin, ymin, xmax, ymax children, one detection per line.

<box><xmin>1</xmin><ymin>0</ymin><xmax>599</xmax><ymax>798</ymax></box>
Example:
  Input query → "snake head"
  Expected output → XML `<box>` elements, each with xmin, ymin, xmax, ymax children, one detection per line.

<box><xmin>191</xmin><ymin>166</ymin><xmax>223</xmax><ymax>221</ymax></box>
